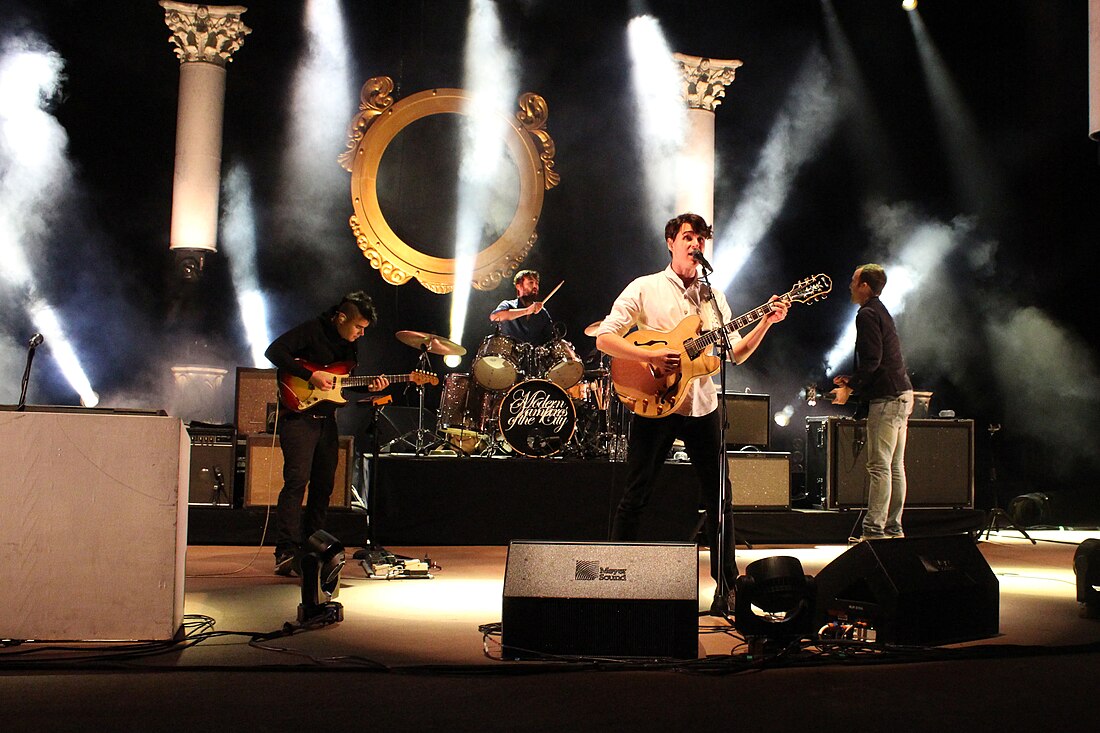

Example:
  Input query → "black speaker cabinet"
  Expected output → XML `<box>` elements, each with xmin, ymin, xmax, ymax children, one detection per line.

<box><xmin>813</xmin><ymin>534</ymin><xmax>999</xmax><ymax>645</ymax></box>
<box><xmin>722</xmin><ymin>392</ymin><xmax>770</xmax><ymax>448</ymax></box>
<box><xmin>806</xmin><ymin>417</ymin><xmax>974</xmax><ymax>509</ymax></box>
<box><xmin>729</xmin><ymin>451</ymin><xmax>791</xmax><ymax>510</ymax></box>
<box><xmin>187</xmin><ymin>425</ymin><xmax>236</xmax><ymax>506</ymax></box>
<box><xmin>501</xmin><ymin>541</ymin><xmax>698</xmax><ymax>659</ymax></box>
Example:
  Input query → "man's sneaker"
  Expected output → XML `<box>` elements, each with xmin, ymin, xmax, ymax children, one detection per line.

<box><xmin>274</xmin><ymin>552</ymin><xmax>298</xmax><ymax>577</ymax></box>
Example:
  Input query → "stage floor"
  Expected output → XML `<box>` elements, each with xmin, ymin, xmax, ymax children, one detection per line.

<box><xmin>4</xmin><ymin>531</ymin><xmax>1099</xmax><ymax>731</ymax></box>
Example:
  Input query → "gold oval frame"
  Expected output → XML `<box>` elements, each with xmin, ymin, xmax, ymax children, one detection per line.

<box><xmin>341</xmin><ymin>77</ymin><xmax>559</xmax><ymax>294</ymax></box>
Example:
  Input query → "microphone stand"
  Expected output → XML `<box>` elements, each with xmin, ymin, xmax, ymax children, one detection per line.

<box><xmin>17</xmin><ymin>337</ymin><xmax>42</xmax><ymax>411</ymax></box>
<box><xmin>696</xmin><ymin>262</ymin><xmax>741</xmax><ymax>610</ymax></box>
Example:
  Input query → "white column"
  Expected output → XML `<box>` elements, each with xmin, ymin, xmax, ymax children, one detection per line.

<box><xmin>160</xmin><ymin>2</ymin><xmax>251</xmax><ymax>253</ymax></box>
<box><xmin>673</xmin><ymin>53</ymin><xmax>742</xmax><ymax>256</ymax></box>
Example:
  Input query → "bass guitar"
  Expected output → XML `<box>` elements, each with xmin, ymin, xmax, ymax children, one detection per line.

<box><xmin>278</xmin><ymin>359</ymin><xmax>438</xmax><ymax>413</ymax></box>
<box><xmin>610</xmin><ymin>274</ymin><xmax>832</xmax><ymax>418</ymax></box>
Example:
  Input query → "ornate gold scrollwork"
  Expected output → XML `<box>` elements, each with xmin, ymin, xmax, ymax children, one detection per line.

<box><xmin>342</xmin><ymin>77</ymin><xmax>558</xmax><ymax>294</ymax></box>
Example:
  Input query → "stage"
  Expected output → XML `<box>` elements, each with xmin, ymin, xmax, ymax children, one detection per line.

<box><xmin>188</xmin><ymin>454</ymin><xmax>986</xmax><ymax>547</ymax></box>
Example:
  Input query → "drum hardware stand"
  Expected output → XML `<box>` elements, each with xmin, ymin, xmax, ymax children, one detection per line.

<box><xmin>978</xmin><ymin>423</ymin><xmax>1035</xmax><ymax>544</ymax></box>
<box><xmin>383</xmin><ymin>346</ymin><xmax>447</xmax><ymax>456</ymax></box>
<box><xmin>15</xmin><ymin>333</ymin><xmax>44</xmax><ymax>411</ymax></box>
<box><xmin>352</xmin><ymin>394</ymin><xmax>434</xmax><ymax>579</ymax></box>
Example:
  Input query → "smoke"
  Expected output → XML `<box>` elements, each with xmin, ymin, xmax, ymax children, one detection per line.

<box><xmin>713</xmin><ymin>47</ymin><xmax>839</xmax><ymax>291</ymax></box>
<box><xmin>627</xmin><ymin>15</ymin><xmax>685</xmax><ymax>233</ymax></box>
<box><xmin>984</xmin><ymin>306</ymin><xmax>1100</xmax><ymax>479</ymax></box>
<box><xmin>221</xmin><ymin>161</ymin><xmax>271</xmax><ymax>367</ymax></box>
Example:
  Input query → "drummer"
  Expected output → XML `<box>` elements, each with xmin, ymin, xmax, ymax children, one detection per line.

<box><xmin>489</xmin><ymin>269</ymin><xmax>555</xmax><ymax>345</ymax></box>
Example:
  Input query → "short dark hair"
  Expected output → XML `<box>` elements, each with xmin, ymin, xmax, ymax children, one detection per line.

<box><xmin>664</xmin><ymin>213</ymin><xmax>712</xmax><ymax>245</ymax></box>
<box><xmin>513</xmin><ymin>269</ymin><xmax>539</xmax><ymax>286</ymax></box>
<box><xmin>337</xmin><ymin>291</ymin><xmax>378</xmax><ymax>324</ymax></box>
<box><xmin>858</xmin><ymin>264</ymin><xmax>887</xmax><ymax>296</ymax></box>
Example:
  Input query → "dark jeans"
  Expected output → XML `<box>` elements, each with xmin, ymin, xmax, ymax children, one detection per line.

<box><xmin>610</xmin><ymin>408</ymin><xmax>737</xmax><ymax>589</ymax></box>
<box><xmin>274</xmin><ymin>412</ymin><xmax>339</xmax><ymax>556</ymax></box>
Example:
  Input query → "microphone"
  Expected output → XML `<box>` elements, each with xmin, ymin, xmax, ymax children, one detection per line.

<box><xmin>28</xmin><ymin>333</ymin><xmax>44</xmax><ymax>348</ymax></box>
<box><xmin>690</xmin><ymin>249</ymin><xmax>713</xmax><ymax>272</ymax></box>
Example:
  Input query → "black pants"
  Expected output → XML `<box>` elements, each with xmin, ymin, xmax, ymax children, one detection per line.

<box><xmin>610</xmin><ymin>408</ymin><xmax>737</xmax><ymax>589</ymax></box>
<box><xmin>274</xmin><ymin>412</ymin><xmax>339</xmax><ymax>556</ymax></box>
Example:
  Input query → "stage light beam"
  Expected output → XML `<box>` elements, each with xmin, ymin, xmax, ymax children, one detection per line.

<box><xmin>221</xmin><ymin>162</ymin><xmax>271</xmax><ymax>367</ymax></box>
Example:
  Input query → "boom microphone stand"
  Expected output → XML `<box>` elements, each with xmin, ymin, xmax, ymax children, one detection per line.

<box><xmin>16</xmin><ymin>333</ymin><xmax>44</xmax><ymax>411</ymax></box>
<box><xmin>979</xmin><ymin>423</ymin><xmax>1035</xmax><ymax>544</ymax></box>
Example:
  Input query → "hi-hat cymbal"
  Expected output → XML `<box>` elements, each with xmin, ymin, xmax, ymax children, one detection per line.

<box><xmin>395</xmin><ymin>330</ymin><xmax>467</xmax><ymax>356</ymax></box>
<box><xmin>583</xmin><ymin>321</ymin><xmax>603</xmax><ymax>337</ymax></box>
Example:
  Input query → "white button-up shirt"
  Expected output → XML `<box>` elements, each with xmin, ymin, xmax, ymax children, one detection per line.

<box><xmin>597</xmin><ymin>265</ymin><xmax>739</xmax><ymax>417</ymax></box>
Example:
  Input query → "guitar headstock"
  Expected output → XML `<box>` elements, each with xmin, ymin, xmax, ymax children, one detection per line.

<box><xmin>411</xmin><ymin>369</ymin><xmax>439</xmax><ymax>386</ymax></box>
<box><xmin>786</xmin><ymin>274</ymin><xmax>832</xmax><ymax>305</ymax></box>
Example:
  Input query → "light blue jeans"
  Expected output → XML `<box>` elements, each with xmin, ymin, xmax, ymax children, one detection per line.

<box><xmin>863</xmin><ymin>390</ymin><xmax>914</xmax><ymax>538</ymax></box>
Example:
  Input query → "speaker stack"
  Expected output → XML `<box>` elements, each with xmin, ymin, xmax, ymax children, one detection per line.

<box><xmin>501</xmin><ymin>541</ymin><xmax>699</xmax><ymax>659</ymax></box>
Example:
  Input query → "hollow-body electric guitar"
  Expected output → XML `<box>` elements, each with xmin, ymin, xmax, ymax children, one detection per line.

<box><xmin>610</xmin><ymin>274</ymin><xmax>832</xmax><ymax>418</ymax></box>
<box><xmin>278</xmin><ymin>358</ymin><xmax>438</xmax><ymax>413</ymax></box>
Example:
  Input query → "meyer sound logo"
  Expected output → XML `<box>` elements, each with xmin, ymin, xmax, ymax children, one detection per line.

<box><xmin>575</xmin><ymin>559</ymin><xmax>627</xmax><ymax>582</ymax></box>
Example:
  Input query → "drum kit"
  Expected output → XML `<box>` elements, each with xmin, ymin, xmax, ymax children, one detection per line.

<box><xmin>384</xmin><ymin>320</ymin><xmax>628</xmax><ymax>459</ymax></box>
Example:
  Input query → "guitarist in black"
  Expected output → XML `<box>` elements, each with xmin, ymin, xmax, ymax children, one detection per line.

<box><xmin>264</xmin><ymin>292</ymin><xmax>389</xmax><ymax>576</ymax></box>
<box><xmin>595</xmin><ymin>213</ymin><xmax>788</xmax><ymax>615</ymax></box>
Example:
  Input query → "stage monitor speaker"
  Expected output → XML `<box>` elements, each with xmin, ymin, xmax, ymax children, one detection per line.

<box><xmin>235</xmin><ymin>367</ymin><xmax>278</xmax><ymax>435</ymax></box>
<box><xmin>501</xmin><ymin>541</ymin><xmax>698</xmax><ymax>659</ymax></box>
<box><xmin>187</xmin><ymin>427</ymin><xmax>235</xmax><ymax>506</ymax></box>
<box><xmin>728</xmin><ymin>451</ymin><xmax>791</xmax><ymax>510</ymax></box>
<box><xmin>722</xmin><ymin>393</ymin><xmax>770</xmax><ymax>448</ymax></box>
<box><xmin>806</xmin><ymin>417</ymin><xmax>974</xmax><ymax>509</ymax></box>
<box><xmin>813</xmin><ymin>534</ymin><xmax>999</xmax><ymax>646</ymax></box>
<box><xmin>244</xmin><ymin>434</ymin><xmax>353</xmax><ymax>507</ymax></box>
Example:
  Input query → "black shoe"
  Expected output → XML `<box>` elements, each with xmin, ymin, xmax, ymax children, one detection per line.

<box><xmin>274</xmin><ymin>551</ymin><xmax>298</xmax><ymax>577</ymax></box>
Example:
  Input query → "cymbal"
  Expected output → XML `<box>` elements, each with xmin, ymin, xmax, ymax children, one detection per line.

<box><xmin>583</xmin><ymin>321</ymin><xmax>603</xmax><ymax>337</ymax></box>
<box><xmin>395</xmin><ymin>330</ymin><xmax>467</xmax><ymax>356</ymax></box>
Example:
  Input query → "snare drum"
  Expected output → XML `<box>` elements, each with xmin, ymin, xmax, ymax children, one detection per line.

<box><xmin>438</xmin><ymin>374</ymin><xmax>500</xmax><ymax>448</ymax></box>
<box><xmin>498</xmin><ymin>379</ymin><xmax>577</xmax><ymax>458</ymax></box>
<box><xmin>537</xmin><ymin>339</ymin><xmax>584</xmax><ymax>390</ymax></box>
<box><xmin>473</xmin><ymin>334</ymin><xmax>520</xmax><ymax>390</ymax></box>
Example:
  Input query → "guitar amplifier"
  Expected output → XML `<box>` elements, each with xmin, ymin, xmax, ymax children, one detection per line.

<box><xmin>244</xmin><ymin>434</ymin><xmax>353</xmax><ymax>507</ymax></box>
<box><xmin>806</xmin><ymin>417</ymin><xmax>974</xmax><ymax>509</ymax></box>
<box><xmin>186</xmin><ymin>423</ymin><xmax>236</xmax><ymax>506</ymax></box>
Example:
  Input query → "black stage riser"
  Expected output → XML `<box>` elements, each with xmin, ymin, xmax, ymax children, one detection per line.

<box><xmin>187</xmin><ymin>456</ymin><xmax>986</xmax><ymax>546</ymax></box>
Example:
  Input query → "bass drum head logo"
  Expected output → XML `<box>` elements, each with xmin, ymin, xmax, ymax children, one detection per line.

<box><xmin>499</xmin><ymin>379</ymin><xmax>576</xmax><ymax>457</ymax></box>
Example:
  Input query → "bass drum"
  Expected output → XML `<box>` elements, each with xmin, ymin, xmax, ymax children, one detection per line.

<box><xmin>498</xmin><ymin>379</ymin><xmax>577</xmax><ymax>458</ymax></box>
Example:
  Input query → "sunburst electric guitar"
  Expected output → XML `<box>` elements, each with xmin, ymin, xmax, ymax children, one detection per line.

<box><xmin>278</xmin><ymin>359</ymin><xmax>438</xmax><ymax>413</ymax></box>
<box><xmin>610</xmin><ymin>274</ymin><xmax>832</xmax><ymax>418</ymax></box>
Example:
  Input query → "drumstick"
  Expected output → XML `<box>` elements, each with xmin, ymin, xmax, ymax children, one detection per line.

<box><xmin>539</xmin><ymin>280</ymin><xmax>563</xmax><ymax>305</ymax></box>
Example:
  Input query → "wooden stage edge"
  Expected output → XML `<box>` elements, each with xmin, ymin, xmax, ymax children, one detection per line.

<box><xmin>188</xmin><ymin>455</ymin><xmax>986</xmax><ymax>547</ymax></box>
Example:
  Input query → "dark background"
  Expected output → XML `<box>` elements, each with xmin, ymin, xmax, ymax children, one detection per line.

<box><xmin>2</xmin><ymin>1</ymin><xmax>1098</xmax><ymax>518</ymax></box>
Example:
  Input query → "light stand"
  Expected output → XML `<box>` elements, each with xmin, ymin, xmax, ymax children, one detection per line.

<box><xmin>979</xmin><ymin>423</ymin><xmax>1035</xmax><ymax>544</ymax></box>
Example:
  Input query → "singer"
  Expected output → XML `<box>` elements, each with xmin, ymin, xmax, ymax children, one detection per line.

<box><xmin>594</xmin><ymin>212</ymin><xmax>788</xmax><ymax>616</ymax></box>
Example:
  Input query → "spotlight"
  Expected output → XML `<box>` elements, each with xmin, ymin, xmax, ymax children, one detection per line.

<box><xmin>443</xmin><ymin>354</ymin><xmax>462</xmax><ymax>369</ymax></box>
<box><xmin>174</xmin><ymin>249</ymin><xmax>206</xmax><ymax>282</ymax></box>
<box><xmin>1008</xmin><ymin>492</ymin><xmax>1050</xmax><ymax>528</ymax></box>
<box><xmin>298</xmin><ymin>530</ymin><xmax>346</xmax><ymax>624</ymax></box>
<box><xmin>734</xmin><ymin>556</ymin><xmax>816</xmax><ymax>648</ymax></box>
<box><xmin>902</xmin><ymin>0</ymin><xmax>918</xmax><ymax>11</ymax></box>
<box><xmin>1074</xmin><ymin>539</ymin><xmax>1100</xmax><ymax>618</ymax></box>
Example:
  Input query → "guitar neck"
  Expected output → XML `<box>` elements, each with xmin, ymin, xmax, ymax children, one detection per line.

<box><xmin>340</xmin><ymin>373</ymin><xmax>416</xmax><ymax>388</ymax></box>
<box><xmin>688</xmin><ymin>297</ymin><xmax>787</xmax><ymax>355</ymax></box>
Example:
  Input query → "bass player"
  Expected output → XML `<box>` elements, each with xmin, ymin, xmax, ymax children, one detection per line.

<box><xmin>594</xmin><ymin>213</ymin><xmax>787</xmax><ymax>615</ymax></box>
<box><xmin>264</xmin><ymin>291</ymin><xmax>389</xmax><ymax>576</ymax></box>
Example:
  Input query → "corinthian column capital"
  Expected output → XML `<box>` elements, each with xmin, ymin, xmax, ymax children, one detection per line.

<box><xmin>673</xmin><ymin>53</ymin><xmax>743</xmax><ymax>112</ymax></box>
<box><xmin>161</xmin><ymin>1</ymin><xmax>251</xmax><ymax>66</ymax></box>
